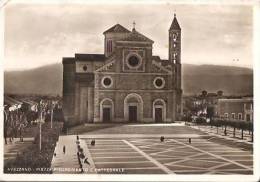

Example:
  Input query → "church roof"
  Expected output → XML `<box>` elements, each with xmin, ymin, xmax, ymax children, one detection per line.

<box><xmin>75</xmin><ymin>54</ymin><xmax>106</xmax><ymax>61</ymax></box>
<box><xmin>103</xmin><ymin>24</ymin><xmax>131</xmax><ymax>34</ymax></box>
<box><xmin>152</xmin><ymin>56</ymin><xmax>171</xmax><ymax>67</ymax></box>
<box><xmin>121</xmin><ymin>29</ymin><xmax>154</xmax><ymax>43</ymax></box>
<box><xmin>169</xmin><ymin>14</ymin><xmax>181</xmax><ymax>30</ymax></box>
<box><xmin>62</xmin><ymin>57</ymin><xmax>75</xmax><ymax>64</ymax></box>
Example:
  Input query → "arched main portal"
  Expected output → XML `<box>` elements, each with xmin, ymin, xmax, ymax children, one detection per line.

<box><xmin>153</xmin><ymin>99</ymin><xmax>166</xmax><ymax>122</ymax></box>
<box><xmin>100</xmin><ymin>98</ymin><xmax>114</xmax><ymax>122</ymax></box>
<box><xmin>124</xmin><ymin>93</ymin><xmax>143</xmax><ymax>122</ymax></box>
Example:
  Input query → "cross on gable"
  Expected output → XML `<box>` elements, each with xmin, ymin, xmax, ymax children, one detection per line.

<box><xmin>133</xmin><ymin>21</ymin><xmax>136</xmax><ymax>29</ymax></box>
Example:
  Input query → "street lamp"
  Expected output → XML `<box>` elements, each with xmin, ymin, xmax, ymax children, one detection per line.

<box><xmin>50</xmin><ymin>101</ymin><xmax>55</xmax><ymax>129</ymax></box>
<box><xmin>38</xmin><ymin>100</ymin><xmax>45</xmax><ymax>152</ymax></box>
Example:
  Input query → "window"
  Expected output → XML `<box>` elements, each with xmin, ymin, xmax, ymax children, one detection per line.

<box><xmin>155</xmin><ymin>79</ymin><xmax>163</xmax><ymax>87</ymax></box>
<box><xmin>126</xmin><ymin>53</ymin><xmax>142</xmax><ymax>69</ymax></box>
<box><xmin>106</xmin><ymin>40</ymin><xmax>113</xmax><ymax>53</ymax></box>
<box><xmin>103</xmin><ymin>78</ymin><xmax>111</xmax><ymax>86</ymax></box>
<box><xmin>231</xmin><ymin>113</ymin><xmax>235</xmax><ymax>119</ymax></box>
<box><xmin>82</xmin><ymin>65</ymin><xmax>88</xmax><ymax>71</ymax></box>
<box><xmin>106</xmin><ymin>41</ymin><xmax>109</xmax><ymax>52</ymax></box>
<box><xmin>153</xmin><ymin>77</ymin><xmax>165</xmax><ymax>89</ymax></box>
<box><xmin>128</xmin><ymin>56</ymin><xmax>139</xmax><ymax>67</ymax></box>
<box><xmin>173</xmin><ymin>53</ymin><xmax>177</xmax><ymax>59</ymax></box>
<box><xmin>246</xmin><ymin>114</ymin><xmax>251</xmax><ymax>121</ymax></box>
<box><xmin>224</xmin><ymin>113</ymin><xmax>229</xmax><ymax>118</ymax></box>
<box><xmin>101</xmin><ymin>76</ymin><xmax>113</xmax><ymax>88</ymax></box>
<box><xmin>238</xmin><ymin>113</ymin><xmax>242</xmax><ymax>120</ymax></box>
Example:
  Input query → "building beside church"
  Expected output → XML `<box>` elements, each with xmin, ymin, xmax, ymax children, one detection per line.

<box><xmin>62</xmin><ymin>14</ymin><xmax>182</xmax><ymax>125</ymax></box>
<box><xmin>217</xmin><ymin>98</ymin><xmax>253</xmax><ymax>122</ymax></box>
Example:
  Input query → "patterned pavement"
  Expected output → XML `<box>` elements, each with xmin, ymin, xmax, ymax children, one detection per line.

<box><xmin>84</xmin><ymin>137</ymin><xmax>253</xmax><ymax>174</ymax></box>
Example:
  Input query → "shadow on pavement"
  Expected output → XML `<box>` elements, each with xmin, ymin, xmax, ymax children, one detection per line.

<box><xmin>65</xmin><ymin>123</ymin><xmax>125</xmax><ymax>135</ymax></box>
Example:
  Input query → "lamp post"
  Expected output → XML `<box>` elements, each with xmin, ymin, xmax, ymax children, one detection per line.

<box><xmin>50</xmin><ymin>101</ymin><xmax>55</xmax><ymax>129</ymax></box>
<box><xmin>51</xmin><ymin>107</ymin><xmax>53</xmax><ymax>129</ymax></box>
<box><xmin>38</xmin><ymin>100</ymin><xmax>45</xmax><ymax>152</ymax></box>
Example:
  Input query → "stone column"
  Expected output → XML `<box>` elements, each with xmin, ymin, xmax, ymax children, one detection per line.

<box><xmin>74</xmin><ymin>82</ymin><xmax>80</xmax><ymax>123</ymax></box>
<box><xmin>79</xmin><ymin>87</ymin><xmax>88</xmax><ymax>123</ymax></box>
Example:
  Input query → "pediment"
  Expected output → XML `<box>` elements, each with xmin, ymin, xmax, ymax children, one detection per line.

<box><xmin>95</xmin><ymin>56</ymin><xmax>116</xmax><ymax>72</ymax></box>
<box><xmin>121</xmin><ymin>30</ymin><xmax>154</xmax><ymax>43</ymax></box>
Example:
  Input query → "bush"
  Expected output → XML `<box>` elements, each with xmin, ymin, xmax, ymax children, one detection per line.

<box><xmin>211</xmin><ymin>120</ymin><xmax>221</xmax><ymax>127</ymax></box>
<box><xmin>195</xmin><ymin>117</ymin><xmax>207</xmax><ymax>124</ymax></box>
<box><xmin>182</xmin><ymin>114</ymin><xmax>192</xmax><ymax>122</ymax></box>
<box><xmin>211</xmin><ymin>118</ymin><xmax>252</xmax><ymax>132</ymax></box>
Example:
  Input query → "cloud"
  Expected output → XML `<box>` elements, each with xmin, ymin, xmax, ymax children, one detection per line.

<box><xmin>4</xmin><ymin>3</ymin><xmax>253</xmax><ymax>70</ymax></box>
<box><xmin>5</xmin><ymin>32</ymin><xmax>103</xmax><ymax>70</ymax></box>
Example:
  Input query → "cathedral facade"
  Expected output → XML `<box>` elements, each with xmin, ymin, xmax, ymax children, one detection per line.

<box><xmin>62</xmin><ymin>15</ymin><xmax>182</xmax><ymax>125</ymax></box>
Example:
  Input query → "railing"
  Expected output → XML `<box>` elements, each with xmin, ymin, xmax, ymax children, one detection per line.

<box><xmin>186</xmin><ymin>116</ymin><xmax>253</xmax><ymax>142</ymax></box>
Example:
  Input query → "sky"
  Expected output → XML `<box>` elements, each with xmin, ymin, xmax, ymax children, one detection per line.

<box><xmin>4</xmin><ymin>2</ymin><xmax>254</xmax><ymax>71</ymax></box>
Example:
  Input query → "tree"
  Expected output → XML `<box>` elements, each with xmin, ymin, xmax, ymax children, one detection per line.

<box><xmin>230</xmin><ymin>121</ymin><xmax>237</xmax><ymax>138</ymax></box>
<box><xmin>217</xmin><ymin>119</ymin><xmax>226</xmax><ymax>135</ymax></box>
<box><xmin>211</xmin><ymin>119</ymin><xmax>220</xmax><ymax>134</ymax></box>
<box><xmin>206</xmin><ymin>106</ymin><xmax>215</xmax><ymax>124</ymax></box>
<box><xmin>238</xmin><ymin>121</ymin><xmax>247</xmax><ymax>140</ymax></box>
<box><xmin>4</xmin><ymin>109</ymin><xmax>9</xmax><ymax>144</ymax></box>
<box><xmin>201</xmin><ymin>90</ymin><xmax>208</xmax><ymax>97</ymax></box>
<box><xmin>217</xmin><ymin>90</ymin><xmax>223</xmax><ymax>97</ymax></box>
<box><xmin>19</xmin><ymin>113</ymin><xmax>27</xmax><ymax>142</ymax></box>
<box><xmin>223</xmin><ymin>120</ymin><xmax>227</xmax><ymax>136</ymax></box>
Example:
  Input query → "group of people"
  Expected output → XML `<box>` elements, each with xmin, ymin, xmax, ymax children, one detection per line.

<box><xmin>4</xmin><ymin>105</ymin><xmax>27</xmax><ymax>144</ymax></box>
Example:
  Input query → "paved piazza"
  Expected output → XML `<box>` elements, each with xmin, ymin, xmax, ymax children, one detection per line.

<box><xmin>83</xmin><ymin>137</ymin><xmax>253</xmax><ymax>174</ymax></box>
<box><xmin>51</xmin><ymin>124</ymin><xmax>253</xmax><ymax>174</ymax></box>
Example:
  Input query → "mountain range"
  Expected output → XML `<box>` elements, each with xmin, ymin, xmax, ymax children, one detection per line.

<box><xmin>4</xmin><ymin>63</ymin><xmax>253</xmax><ymax>96</ymax></box>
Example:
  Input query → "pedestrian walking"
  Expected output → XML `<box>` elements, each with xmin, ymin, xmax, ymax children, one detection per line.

<box><xmin>160</xmin><ymin>136</ymin><xmax>165</xmax><ymax>142</ymax></box>
<box><xmin>63</xmin><ymin>145</ymin><xmax>66</xmax><ymax>154</ymax></box>
<box><xmin>91</xmin><ymin>139</ymin><xmax>95</xmax><ymax>146</ymax></box>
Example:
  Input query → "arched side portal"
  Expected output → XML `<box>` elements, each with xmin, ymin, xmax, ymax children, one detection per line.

<box><xmin>100</xmin><ymin>98</ymin><xmax>114</xmax><ymax>122</ymax></box>
<box><xmin>153</xmin><ymin>99</ymin><xmax>166</xmax><ymax>122</ymax></box>
<box><xmin>124</xmin><ymin>93</ymin><xmax>143</xmax><ymax>122</ymax></box>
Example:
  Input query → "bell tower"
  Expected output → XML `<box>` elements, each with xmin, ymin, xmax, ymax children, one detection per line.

<box><xmin>169</xmin><ymin>13</ymin><xmax>181</xmax><ymax>65</ymax></box>
<box><xmin>169</xmin><ymin>13</ymin><xmax>182</xmax><ymax>119</ymax></box>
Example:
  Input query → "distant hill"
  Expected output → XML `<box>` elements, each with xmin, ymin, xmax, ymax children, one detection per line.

<box><xmin>182</xmin><ymin>64</ymin><xmax>253</xmax><ymax>76</ymax></box>
<box><xmin>182</xmin><ymin>64</ymin><xmax>253</xmax><ymax>95</ymax></box>
<box><xmin>4</xmin><ymin>64</ymin><xmax>63</xmax><ymax>96</ymax></box>
<box><xmin>4</xmin><ymin>63</ymin><xmax>253</xmax><ymax>96</ymax></box>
